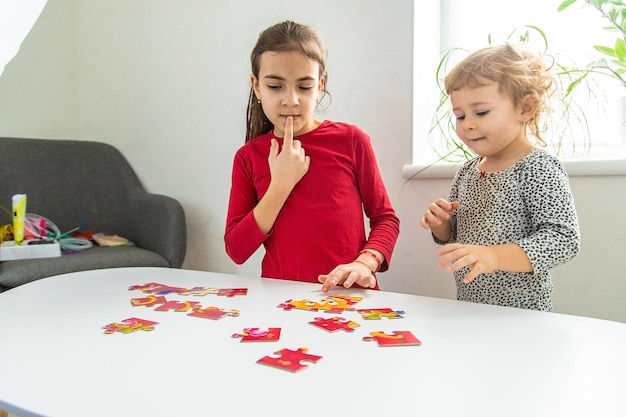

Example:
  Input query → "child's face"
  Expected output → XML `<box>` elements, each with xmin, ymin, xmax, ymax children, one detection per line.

<box><xmin>450</xmin><ymin>82</ymin><xmax>528</xmax><ymax>159</ymax></box>
<box><xmin>251</xmin><ymin>50</ymin><xmax>324</xmax><ymax>138</ymax></box>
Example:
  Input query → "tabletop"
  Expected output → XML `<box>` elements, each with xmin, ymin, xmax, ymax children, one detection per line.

<box><xmin>0</xmin><ymin>267</ymin><xmax>624</xmax><ymax>417</ymax></box>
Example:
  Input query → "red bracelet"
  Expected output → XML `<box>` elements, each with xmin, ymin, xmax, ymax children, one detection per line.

<box><xmin>354</xmin><ymin>260</ymin><xmax>376</xmax><ymax>276</ymax></box>
<box><xmin>359</xmin><ymin>249</ymin><xmax>382</xmax><ymax>272</ymax></box>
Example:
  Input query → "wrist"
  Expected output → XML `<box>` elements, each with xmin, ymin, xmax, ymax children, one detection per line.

<box><xmin>358</xmin><ymin>249</ymin><xmax>382</xmax><ymax>272</ymax></box>
<box><xmin>354</xmin><ymin>259</ymin><xmax>376</xmax><ymax>276</ymax></box>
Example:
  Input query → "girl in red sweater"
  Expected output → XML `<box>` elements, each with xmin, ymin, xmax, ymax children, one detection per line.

<box><xmin>224</xmin><ymin>21</ymin><xmax>399</xmax><ymax>293</ymax></box>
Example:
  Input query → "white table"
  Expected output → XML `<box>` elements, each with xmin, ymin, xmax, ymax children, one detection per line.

<box><xmin>0</xmin><ymin>267</ymin><xmax>624</xmax><ymax>417</ymax></box>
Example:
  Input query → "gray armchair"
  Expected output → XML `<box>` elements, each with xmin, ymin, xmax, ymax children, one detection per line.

<box><xmin>0</xmin><ymin>137</ymin><xmax>187</xmax><ymax>291</ymax></box>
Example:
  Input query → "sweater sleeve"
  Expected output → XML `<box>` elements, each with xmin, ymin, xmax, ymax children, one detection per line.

<box><xmin>224</xmin><ymin>148</ymin><xmax>268</xmax><ymax>264</ymax></box>
<box><xmin>353</xmin><ymin>129</ymin><xmax>400</xmax><ymax>272</ymax></box>
<box><xmin>516</xmin><ymin>153</ymin><xmax>580</xmax><ymax>274</ymax></box>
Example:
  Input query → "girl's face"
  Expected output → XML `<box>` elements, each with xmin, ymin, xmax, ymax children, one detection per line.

<box><xmin>450</xmin><ymin>81</ymin><xmax>531</xmax><ymax>161</ymax></box>
<box><xmin>251</xmin><ymin>50</ymin><xmax>324</xmax><ymax>138</ymax></box>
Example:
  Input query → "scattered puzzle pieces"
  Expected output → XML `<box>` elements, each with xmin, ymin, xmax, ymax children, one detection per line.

<box><xmin>363</xmin><ymin>331</ymin><xmax>421</xmax><ymax>346</ymax></box>
<box><xmin>129</xmin><ymin>283</ymin><xmax>248</xmax><ymax>297</ymax></box>
<box><xmin>257</xmin><ymin>347</ymin><xmax>322</xmax><ymax>372</ymax></box>
<box><xmin>103</xmin><ymin>317</ymin><xmax>159</xmax><ymax>334</ymax></box>
<box><xmin>309</xmin><ymin>316</ymin><xmax>360</xmax><ymax>333</ymax></box>
<box><xmin>232</xmin><ymin>327</ymin><xmax>281</xmax><ymax>342</ymax></box>
<box><xmin>356</xmin><ymin>308</ymin><xmax>405</xmax><ymax>320</ymax></box>
<box><xmin>130</xmin><ymin>294</ymin><xmax>239</xmax><ymax>320</ymax></box>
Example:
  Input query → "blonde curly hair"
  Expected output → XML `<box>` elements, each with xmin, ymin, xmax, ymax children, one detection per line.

<box><xmin>444</xmin><ymin>44</ymin><xmax>555</xmax><ymax>147</ymax></box>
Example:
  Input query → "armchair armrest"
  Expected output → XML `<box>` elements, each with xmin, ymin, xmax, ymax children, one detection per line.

<box><xmin>125</xmin><ymin>192</ymin><xmax>187</xmax><ymax>268</ymax></box>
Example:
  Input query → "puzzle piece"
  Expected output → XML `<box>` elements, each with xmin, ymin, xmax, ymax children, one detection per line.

<box><xmin>363</xmin><ymin>331</ymin><xmax>421</xmax><ymax>346</ymax></box>
<box><xmin>309</xmin><ymin>316</ymin><xmax>360</xmax><ymax>333</ymax></box>
<box><xmin>103</xmin><ymin>317</ymin><xmax>159</xmax><ymax>334</ymax></box>
<box><xmin>128</xmin><ymin>283</ymin><xmax>163</xmax><ymax>292</ymax></box>
<box><xmin>187</xmin><ymin>306</ymin><xmax>240</xmax><ymax>320</ymax></box>
<box><xmin>278</xmin><ymin>296</ymin><xmax>358</xmax><ymax>313</ymax></box>
<box><xmin>278</xmin><ymin>299</ymin><xmax>322</xmax><ymax>311</ymax></box>
<box><xmin>153</xmin><ymin>299</ymin><xmax>201</xmax><ymax>312</ymax></box>
<box><xmin>257</xmin><ymin>347</ymin><xmax>322</xmax><ymax>372</ymax></box>
<box><xmin>130</xmin><ymin>295</ymin><xmax>167</xmax><ymax>307</ymax></box>
<box><xmin>232</xmin><ymin>327</ymin><xmax>281</xmax><ymax>342</ymax></box>
<box><xmin>129</xmin><ymin>283</ymin><xmax>249</xmax><ymax>298</ymax></box>
<box><xmin>129</xmin><ymin>283</ymin><xmax>188</xmax><ymax>295</ymax></box>
<box><xmin>217</xmin><ymin>288</ymin><xmax>248</xmax><ymax>297</ymax></box>
<box><xmin>356</xmin><ymin>308</ymin><xmax>405</xmax><ymax>320</ymax></box>
<box><xmin>177</xmin><ymin>286</ymin><xmax>210</xmax><ymax>296</ymax></box>
<box><xmin>183</xmin><ymin>287</ymin><xmax>219</xmax><ymax>296</ymax></box>
<box><xmin>325</xmin><ymin>294</ymin><xmax>363</xmax><ymax>304</ymax></box>
<box><xmin>319</xmin><ymin>296</ymin><xmax>359</xmax><ymax>313</ymax></box>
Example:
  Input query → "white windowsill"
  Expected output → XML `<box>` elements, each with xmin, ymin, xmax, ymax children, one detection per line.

<box><xmin>402</xmin><ymin>157</ymin><xmax>626</xmax><ymax>180</ymax></box>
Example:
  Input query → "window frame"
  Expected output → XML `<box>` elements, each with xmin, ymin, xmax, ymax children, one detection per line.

<box><xmin>405</xmin><ymin>0</ymin><xmax>626</xmax><ymax>179</ymax></box>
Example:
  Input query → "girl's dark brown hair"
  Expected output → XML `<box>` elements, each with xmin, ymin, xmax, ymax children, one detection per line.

<box><xmin>245</xmin><ymin>20</ymin><xmax>329</xmax><ymax>142</ymax></box>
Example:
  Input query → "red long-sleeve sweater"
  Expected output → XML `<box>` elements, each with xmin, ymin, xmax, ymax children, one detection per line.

<box><xmin>224</xmin><ymin>120</ymin><xmax>400</xmax><ymax>285</ymax></box>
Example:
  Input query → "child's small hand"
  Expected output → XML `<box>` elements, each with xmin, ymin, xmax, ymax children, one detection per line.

<box><xmin>318</xmin><ymin>262</ymin><xmax>377</xmax><ymax>293</ymax></box>
<box><xmin>421</xmin><ymin>199</ymin><xmax>459</xmax><ymax>230</ymax></box>
<box><xmin>268</xmin><ymin>116</ymin><xmax>310</xmax><ymax>191</ymax></box>
<box><xmin>436</xmin><ymin>243</ymin><xmax>498</xmax><ymax>283</ymax></box>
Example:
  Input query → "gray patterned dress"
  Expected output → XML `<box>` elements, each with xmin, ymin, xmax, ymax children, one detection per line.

<box><xmin>435</xmin><ymin>148</ymin><xmax>580</xmax><ymax>311</ymax></box>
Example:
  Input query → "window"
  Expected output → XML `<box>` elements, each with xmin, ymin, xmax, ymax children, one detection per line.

<box><xmin>407</xmin><ymin>0</ymin><xmax>626</xmax><ymax>178</ymax></box>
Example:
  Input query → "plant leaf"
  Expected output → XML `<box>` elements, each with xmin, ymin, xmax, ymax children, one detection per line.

<box><xmin>595</xmin><ymin>45</ymin><xmax>617</xmax><ymax>57</ymax></box>
<box><xmin>557</xmin><ymin>0</ymin><xmax>578</xmax><ymax>12</ymax></box>
<box><xmin>615</xmin><ymin>38</ymin><xmax>626</xmax><ymax>60</ymax></box>
<box><xmin>612</xmin><ymin>58</ymin><xmax>626</xmax><ymax>68</ymax></box>
<box><xmin>566</xmin><ymin>78</ymin><xmax>583</xmax><ymax>96</ymax></box>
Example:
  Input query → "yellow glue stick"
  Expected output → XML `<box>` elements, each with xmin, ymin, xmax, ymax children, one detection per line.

<box><xmin>12</xmin><ymin>193</ymin><xmax>27</xmax><ymax>245</ymax></box>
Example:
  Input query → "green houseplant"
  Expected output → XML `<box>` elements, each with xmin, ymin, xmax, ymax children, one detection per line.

<box><xmin>558</xmin><ymin>0</ymin><xmax>626</xmax><ymax>89</ymax></box>
<box><xmin>427</xmin><ymin>0</ymin><xmax>626</xmax><ymax>165</ymax></box>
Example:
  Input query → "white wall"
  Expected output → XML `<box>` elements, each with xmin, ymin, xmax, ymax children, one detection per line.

<box><xmin>1</xmin><ymin>0</ymin><xmax>625</xmax><ymax>323</ymax></box>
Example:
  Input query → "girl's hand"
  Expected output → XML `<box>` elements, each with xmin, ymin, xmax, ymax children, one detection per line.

<box><xmin>421</xmin><ymin>199</ymin><xmax>459</xmax><ymax>230</ymax></box>
<box><xmin>268</xmin><ymin>116</ymin><xmax>310</xmax><ymax>192</ymax></box>
<box><xmin>436</xmin><ymin>243</ymin><xmax>498</xmax><ymax>283</ymax></box>
<box><xmin>318</xmin><ymin>262</ymin><xmax>377</xmax><ymax>293</ymax></box>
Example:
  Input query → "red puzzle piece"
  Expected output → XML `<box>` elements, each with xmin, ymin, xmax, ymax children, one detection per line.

<box><xmin>363</xmin><ymin>331</ymin><xmax>421</xmax><ymax>346</ymax></box>
<box><xmin>129</xmin><ymin>283</ymin><xmax>188</xmax><ymax>295</ymax></box>
<box><xmin>257</xmin><ymin>347</ymin><xmax>322</xmax><ymax>372</ymax></box>
<box><xmin>232</xmin><ymin>327</ymin><xmax>281</xmax><ymax>342</ymax></box>
<box><xmin>153</xmin><ymin>300</ymin><xmax>201</xmax><ymax>312</ymax></box>
<box><xmin>309</xmin><ymin>317</ymin><xmax>360</xmax><ymax>333</ymax></box>
<box><xmin>187</xmin><ymin>306</ymin><xmax>240</xmax><ymax>320</ymax></box>
<box><xmin>128</xmin><ymin>283</ymin><xmax>162</xmax><ymax>292</ymax></box>
<box><xmin>217</xmin><ymin>288</ymin><xmax>248</xmax><ymax>297</ymax></box>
